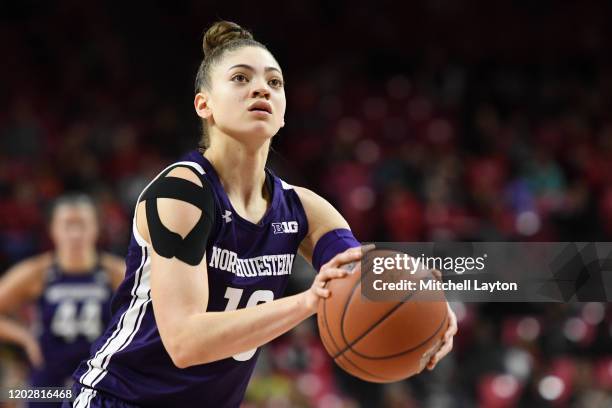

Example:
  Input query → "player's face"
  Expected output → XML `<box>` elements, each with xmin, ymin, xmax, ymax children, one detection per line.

<box><xmin>51</xmin><ymin>204</ymin><xmax>99</xmax><ymax>253</ymax></box>
<box><xmin>199</xmin><ymin>46</ymin><xmax>286</xmax><ymax>144</ymax></box>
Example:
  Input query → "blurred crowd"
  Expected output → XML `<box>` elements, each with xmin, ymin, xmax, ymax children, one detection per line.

<box><xmin>1</xmin><ymin>1</ymin><xmax>611</xmax><ymax>407</ymax></box>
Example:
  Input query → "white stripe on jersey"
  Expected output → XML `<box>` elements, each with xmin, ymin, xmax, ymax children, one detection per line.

<box><xmin>76</xmin><ymin>160</ymin><xmax>207</xmax><ymax>401</ymax></box>
<box><xmin>77</xmin><ymin>246</ymin><xmax>146</xmax><ymax>386</ymax></box>
<box><xmin>73</xmin><ymin>386</ymin><xmax>96</xmax><ymax>408</ymax></box>
<box><xmin>79</xmin><ymin>247</ymin><xmax>151</xmax><ymax>388</ymax></box>
<box><xmin>79</xmin><ymin>160</ymin><xmax>206</xmax><ymax>390</ymax></box>
<box><xmin>279</xmin><ymin>178</ymin><xmax>293</xmax><ymax>190</ymax></box>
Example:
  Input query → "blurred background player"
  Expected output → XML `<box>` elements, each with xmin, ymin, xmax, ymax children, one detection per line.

<box><xmin>0</xmin><ymin>194</ymin><xmax>124</xmax><ymax>407</ymax></box>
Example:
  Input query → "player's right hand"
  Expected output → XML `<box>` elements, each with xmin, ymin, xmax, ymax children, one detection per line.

<box><xmin>303</xmin><ymin>244</ymin><xmax>375</xmax><ymax>313</ymax></box>
<box><xmin>22</xmin><ymin>333</ymin><xmax>44</xmax><ymax>368</ymax></box>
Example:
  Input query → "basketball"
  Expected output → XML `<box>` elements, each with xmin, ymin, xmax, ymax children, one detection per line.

<box><xmin>317</xmin><ymin>249</ymin><xmax>449</xmax><ymax>383</ymax></box>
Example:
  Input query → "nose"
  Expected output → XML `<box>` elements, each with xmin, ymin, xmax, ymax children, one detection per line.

<box><xmin>251</xmin><ymin>82</ymin><xmax>270</xmax><ymax>99</ymax></box>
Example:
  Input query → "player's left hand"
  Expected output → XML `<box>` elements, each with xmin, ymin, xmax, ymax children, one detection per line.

<box><xmin>427</xmin><ymin>302</ymin><xmax>457</xmax><ymax>370</ymax></box>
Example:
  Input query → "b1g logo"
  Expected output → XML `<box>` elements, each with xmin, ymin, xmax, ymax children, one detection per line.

<box><xmin>272</xmin><ymin>221</ymin><xmax>298</xmax><ymax>234</ymax></box>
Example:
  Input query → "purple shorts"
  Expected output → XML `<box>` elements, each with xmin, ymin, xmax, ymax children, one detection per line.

<box><xmin>62</xmin><ymin>383</ymin><xmax>141</xmax><ymax>408</ymax></box>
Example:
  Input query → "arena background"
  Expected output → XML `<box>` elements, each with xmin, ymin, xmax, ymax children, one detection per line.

<box><xmin>1</xmin><ymin>1</ymin><xmax>611</xmax><ymax>407</ymax></box>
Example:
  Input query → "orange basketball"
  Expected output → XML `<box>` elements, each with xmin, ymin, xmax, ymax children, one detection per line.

<box><xmin>317</xmin><ymin>249</ymin><xmax>448</xmax><ymax>383</ymax></box>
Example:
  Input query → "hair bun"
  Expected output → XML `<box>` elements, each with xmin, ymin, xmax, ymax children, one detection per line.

<box><xmin>203</xmin><ymin>21</ymin><xmax>254</xmax><ymax>56</ymax></box>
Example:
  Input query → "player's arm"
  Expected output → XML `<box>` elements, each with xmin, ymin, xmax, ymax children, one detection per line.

<box><xmin>100</xmin><ymin>252</ymin><xmax>126</xmax><ymax>290</ymax></box>
<box><xmin>294</xmin><ymin>186</ymin><xmax>457</xmax><ymax>370</ymax></box>
<box><xmin>138</xmin><ymin>167</ymin><xmax>357</xmax><ymax>368</ymax></box>
<box><xmin>293</xmin><ymin>186</ymin><xmax>357</xmax><ymax>266</ymax></box>
<box><xmin>0</xmin><ymin>254</ymin><xmax>49</xmax><ymax>367</ymax></box>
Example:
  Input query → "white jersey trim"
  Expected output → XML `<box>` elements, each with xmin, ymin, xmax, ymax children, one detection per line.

<box><xmin>78</xmin><ymin>239</ymin><xmax>151</xmax><ymax>391</ymax></box>
<box><xmin>78</xmin><ymin>160</ymin><xmax>205</xmax><ymax>394</ymax></box>
<box><xmin>279</xmin><ymin>179</ymin><xmax>294</xmax><ymax>190</ymax></box>
<box><xmin>73</xmin><ymin>386</ymin><xmax>96</xmax><ymax>408</ymax></box>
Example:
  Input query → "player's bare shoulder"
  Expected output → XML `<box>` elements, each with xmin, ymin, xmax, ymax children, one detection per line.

<box><xmin>13</xmin><ymin>251</ymin><xmax>52</xmax><ymax>288</ymax></box>
<box><xmin>0</xmin><ymin>252</ymin><xmax>53</xmax><ymax>307</ymax></box>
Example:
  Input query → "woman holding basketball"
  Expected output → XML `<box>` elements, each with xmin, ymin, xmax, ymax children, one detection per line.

<box><xmin>69</xmin><ymin>21</ymin><xmax>457</xmax><ymax>407</ymax></box>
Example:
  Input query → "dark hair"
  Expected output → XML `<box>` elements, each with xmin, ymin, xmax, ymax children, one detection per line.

<box><xmin>48</xmin><ymin>193</ymin><xmax>97</xmax><ymax>222</ymax></box>
<box><xmin>194</xmin><ymin>21</ymin><xmax>269</xmax><ymax>152</ymax></box>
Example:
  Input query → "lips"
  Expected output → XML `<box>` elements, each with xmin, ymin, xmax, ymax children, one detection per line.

<box><xmin>248</xmin><ymin>101</ymin><xmax>272</xmax><ymax>114</ymax></box>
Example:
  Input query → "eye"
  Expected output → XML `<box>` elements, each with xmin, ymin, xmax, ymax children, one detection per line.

<box><xmin>269</xmin><ymin>78</ymin><xmax>284</xmax><ymax>88</ymax></box>
<box><xmin>231</xmin><ymin>73</ymin><xmax>249</xmax><ymax>83</ymax></box>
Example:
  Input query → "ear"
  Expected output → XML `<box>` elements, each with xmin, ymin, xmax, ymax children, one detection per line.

<box><xmin>194</xmin><ymin>92</ymin><xmax>213</xmax><ymax>120</ymax></box>
<box><xmin>280</xmin><ymin>117</ymin><xmax>285</xmax><ymax>128</ymax></box>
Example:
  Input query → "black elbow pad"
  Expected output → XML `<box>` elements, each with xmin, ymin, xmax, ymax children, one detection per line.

<box><xmin>139</xmin><ymin>165</ymin><xmax>215</xmax><ymax>266</ymax></box>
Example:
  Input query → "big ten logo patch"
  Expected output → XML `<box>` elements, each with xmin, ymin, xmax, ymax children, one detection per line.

<box><xmin>272</xmin><ymin>221</ymin><xmax>298</xmax><ymax>234</ymax></box>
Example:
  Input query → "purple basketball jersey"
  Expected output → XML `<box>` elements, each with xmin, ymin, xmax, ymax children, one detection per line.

<box><xmin>32</xmin><ymin>261</ymin><xmax>112</xmax><ymax>388</ymax></box>
<box><xmin>72</xmin><ymin>151</ymin><xmax>308</xmax><ymax>407</ymax></box>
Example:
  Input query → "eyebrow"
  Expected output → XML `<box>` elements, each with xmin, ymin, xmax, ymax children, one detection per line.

<box><xmin>228</xmin><ymin>64</ymin><xmax>282</xmax><ymax>75</ymax></box>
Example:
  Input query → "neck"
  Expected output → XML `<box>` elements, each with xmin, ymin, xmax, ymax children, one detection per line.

<box><xmin>56</xmin><ymin>248</ymin><xmax>97</xmax><ymax>273</ymax></box>
<box><xmin>203</xmin><ymin>135</ymin><xmax>270</xmax><ymax>207</ymax></box>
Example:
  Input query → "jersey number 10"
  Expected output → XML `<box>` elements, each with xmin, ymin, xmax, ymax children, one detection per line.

<box><xmin>223</xmin><ymin>287</ymin><xmax>274</xmax><ymax>361</ymax></box>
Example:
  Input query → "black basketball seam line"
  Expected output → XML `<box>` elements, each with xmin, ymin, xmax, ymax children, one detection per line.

<box><xmin>323</xmin><ymin>282</ymin><xmax>393</xmax><ymax>381</ymax></box>
<box><xmin>319</xmin><ymin>328</ymin><xmax>334</xmax><ymax>355</ymax></box>
<box><xmin>322</xmin><ymin>287</ymin><xmax>343</xmax><ymax>357</ymax></box>
<box><xmin>322</xmin><ymin>260</ymin><xmax>365</xmax><ymax>358</ymax></box>
<box><xmin>335</xmin><ymin>255</ymin><xmax>385</xmax><ymax>357</ymax></box>
<box><xmin>335</xmin><ymin>267</ymin><xmax>444</xmax><ymax>359</ymax></box>
<box><xmin>334</xmin><ymin>350</ymin><xmax>395</xmax><ymax>382</ymax></box>
<box><xmin>318</xmin><ymin>312</ymin><xmax>338</xmax><ymax>356</ymax></box>
<box><xmin>334</xmin><ymin>284</ymin><xmax>414</xmax><ymax>359</ymax></box>
<box><xmin>336</xmin><ymin>268</ymin><xmax>364</xmax><ymax>353</ymax></box>
<box><xmin>322</xmin><ymin>255</ymin><xmax>444</xmax><ymax>379</ymax></box>
<box><xmin>335</xmin><ymin>257</ymin><xmax>391</xmax><ymax>358</ymax></box>
<box><xmin>347</xmin><ymin>311</ymin><xmax>449</xmax><ymax>360</ymax></box>
<box><xmin>335</xmin><ymin>256</ymin><xmax>416</xmax><ymax>359</ymax></box>
<box><xmin>335</xmin><ymin>353</ymin><xmax>393</xmax><ymax>382</ymax></box>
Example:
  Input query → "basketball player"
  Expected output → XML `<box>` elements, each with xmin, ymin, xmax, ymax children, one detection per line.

<box><xmin>69</xmin><ymin>21</ymin><xmax>457</xmax><ymax>407</ymax></box>
<box><xmin>0</xmin><ymin>194</ymin><xmax>124</xmax><ymax>407</ymax></box>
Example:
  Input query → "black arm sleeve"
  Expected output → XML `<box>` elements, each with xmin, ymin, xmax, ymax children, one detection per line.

<box><xmin>139</xmin><ymin>165</ymin><xmax>215</xmax><ymax>266</ymax></box>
